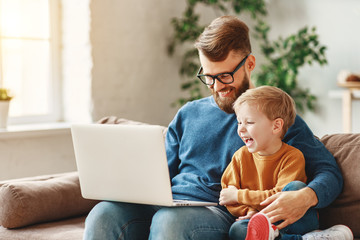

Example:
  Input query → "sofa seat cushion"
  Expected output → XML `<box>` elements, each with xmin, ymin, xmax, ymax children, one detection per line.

<box><xmin>0</xmin><ymin>172</ymin><xmax>98</xmax><ymax>229</ymax></box>
<box><xmin>320</xmin><ymin>133</ymin><xmax>360</xmax><ymax>238</ymax></box>
<box><xmin>0</xmin><ymin>215</ymin><xmax>86</xmax><ymax>240</ymax></box>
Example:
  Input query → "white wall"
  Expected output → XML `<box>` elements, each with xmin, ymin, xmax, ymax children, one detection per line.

<box><xmin>0</xmin><ymin>129</ymin><xmax>76</xmax><ymax>181</ymax></box>
<box><xmin>90</xmin><ymin>0</ymin><xmax>186</xmax><ymax>126</ymax></box>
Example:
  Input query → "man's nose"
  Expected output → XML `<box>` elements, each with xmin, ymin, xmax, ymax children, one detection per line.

<box><xmin>212</xmin><ymin>78</ymin><xmax>226</xmax><ymax>92</ymax></box>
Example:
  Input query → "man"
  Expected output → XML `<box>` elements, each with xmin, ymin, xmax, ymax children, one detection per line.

<box><xmin>84</xmin><ymin>16</ymin><xmax>343</xmax><ymax>240</ymax></box>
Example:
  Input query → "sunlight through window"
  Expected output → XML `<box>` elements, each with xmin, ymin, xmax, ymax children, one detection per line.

<box><xmin>0</xmin><ymin>0</ymin><xmax>60</xmax><ymax>123</ymax></box>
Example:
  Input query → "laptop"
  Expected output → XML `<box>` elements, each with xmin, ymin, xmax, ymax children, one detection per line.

<box><xmin>71</xmin><ymin>123</ymin><xmax>218</xmax><ymax>207</ymax></box>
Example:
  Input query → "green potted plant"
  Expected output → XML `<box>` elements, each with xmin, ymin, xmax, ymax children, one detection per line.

<box><xmin>0</xmin><ymin>88</ymin><xmax>13</xmax><ymax>128</ymax></box>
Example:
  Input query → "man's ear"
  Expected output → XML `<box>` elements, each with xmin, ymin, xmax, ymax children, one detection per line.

<box><xmin>273</xmin><ymin>118</ymin><xmax>284</xmax><ymax>135</ymax></box>
<box><xmin>246</xmin><ymin>55</ymin><xmax>256</xmax><ymax>72</ymax></box>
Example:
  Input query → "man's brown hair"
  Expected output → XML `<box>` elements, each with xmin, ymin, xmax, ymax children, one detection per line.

<box><xmin>233</xmin><ymin>86</ymin><xmax>297</xmax><ymax>139</ymax></box>
<box><xmin>194</xmin><ymin>16</ymin><xmax>251</xmax><ymax>61</ymax></box>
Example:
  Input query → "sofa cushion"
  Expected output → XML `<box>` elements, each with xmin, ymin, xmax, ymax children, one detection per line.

<box><xmin>0</xmin><ymin>172</ymin><xmax>98</xmax><ymax>229</ymax></box>
<box><xmin>0</xmin><ymin>215</ymin><xmax>86</xmax><ymax>240</ymax></box>
<box><xmin>320</xmin><ymin>133</ymin><xmax>360</xmax><ymax>237</ymax></box>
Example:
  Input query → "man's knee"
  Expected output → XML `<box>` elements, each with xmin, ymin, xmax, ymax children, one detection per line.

<box><xmin>85</xmin><ymin>201</ymin><xmax>156</xmax><ymax>240</ymax></box>
<box><xmin>86</xmin><ymin>201</ymin><xmax>117</xmax><ymax>226</ymax></box>
<box><xmin>282</xmin><ymin>181</ymin><xmax>307</xmax><ymax>191</ymax></box>
<box><xmin>84</xmin><ymin>201</ymin><xmax>122</xmax><ymax>239</ymax></box>
<box><xmin>150</xmin><ymin>208</ymin><xmax>182</xmax><ymax>237</ymax></box>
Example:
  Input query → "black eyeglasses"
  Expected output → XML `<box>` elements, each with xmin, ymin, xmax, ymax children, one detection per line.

<box><xmin>197</xmin><ymin>53</ymin><xmax>251</xmax><ymax>86</ymax></box>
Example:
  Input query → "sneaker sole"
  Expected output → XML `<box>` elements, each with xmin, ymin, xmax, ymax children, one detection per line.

<box><xmin>245</xmin><ymin>213</ymin><xmax>271</xmax><ymax>240</ymax></box>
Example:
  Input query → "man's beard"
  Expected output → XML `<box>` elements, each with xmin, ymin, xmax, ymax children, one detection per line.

<box><xmin>211</xmin><ymin>75</ymin><xmax>250</xmax><ymax>114</ymax></box>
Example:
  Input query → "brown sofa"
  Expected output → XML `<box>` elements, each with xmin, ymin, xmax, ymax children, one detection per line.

<box><xmin>0</xmin><ymin>118</ymin><xmax>359</xmax><ymax>239</ymax></box>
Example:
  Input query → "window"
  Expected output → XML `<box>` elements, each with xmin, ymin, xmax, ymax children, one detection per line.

<box><xmin>0</xmin><ymin>0</ymin><xmax>61</xmax><ymax>124</ymax></box>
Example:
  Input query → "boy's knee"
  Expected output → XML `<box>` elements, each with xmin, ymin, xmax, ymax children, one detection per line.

<box><xmin>282</xmin><ymin>181</ymin><xmax>307</xmax><ymax>191</ymax></box>
<box><xmin>229</xmin><ymin>220</ymin><xmax>248</xmax><ymax>240</ymax></box>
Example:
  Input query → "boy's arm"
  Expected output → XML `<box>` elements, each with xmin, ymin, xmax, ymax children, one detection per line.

<box><xmin>220</xmin><ymin>150</ymin><xmax>254</xmax><ymax>217</ymax></box>
<box><xmin>228</xmin><ymin>205</ymin><xmax>257</xmax><ymax>219</ymax></box>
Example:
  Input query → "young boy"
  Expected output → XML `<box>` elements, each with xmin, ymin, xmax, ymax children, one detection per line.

<box><xmin>220</xmin><ymin>86</ymin><xmax>318</xmax><ymax>240</ymax></box>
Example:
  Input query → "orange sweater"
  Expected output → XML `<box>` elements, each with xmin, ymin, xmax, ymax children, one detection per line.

<box><xmin>221</xmin><ymin>143</ymin><xmax>307</xmax><ymax>217</ymax></box>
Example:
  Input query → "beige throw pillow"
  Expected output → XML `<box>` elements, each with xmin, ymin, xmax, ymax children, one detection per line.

<box><xmin>0</xmin><ymin>172</ymin><xmax>98</xmax><ymax>229</ymax></box>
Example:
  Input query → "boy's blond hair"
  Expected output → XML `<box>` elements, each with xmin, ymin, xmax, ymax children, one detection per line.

<box><xmin>233</xmin><ymin>86</ymin><xmax>296</xmax><ymax>139</ymax></box>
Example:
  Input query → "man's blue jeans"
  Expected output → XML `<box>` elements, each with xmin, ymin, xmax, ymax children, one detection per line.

<box><xmin>83</xmin><ymin>201</ymin><xmax>235</xmax><ymax>240</ymax></box>
<box><xmin>229</xmin><ymin>181</ymin><xmax>319</xmax><ymax>240</ymax></box>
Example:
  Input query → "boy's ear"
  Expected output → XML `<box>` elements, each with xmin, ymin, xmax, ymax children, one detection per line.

<box><xmin>273</xmin><ymin>118</ymin><xmax>284</xmax><ymax>135</ymax></box>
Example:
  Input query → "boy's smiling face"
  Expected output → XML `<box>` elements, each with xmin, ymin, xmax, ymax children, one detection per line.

<box><xmin>236</xmin><ymin>103</ymin><xmax>282</xmax><ymax>156</ymax></box>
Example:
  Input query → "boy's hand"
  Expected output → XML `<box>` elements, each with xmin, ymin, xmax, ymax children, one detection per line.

<box><xmin>236</xmin><ymin>210</ymin><xmax>257</xmax><ymax>221</ymax></box>
<box><xmin>219</xmin><ymin>185</ymin><xmax>238</xmax><ymax>205</ymax></box>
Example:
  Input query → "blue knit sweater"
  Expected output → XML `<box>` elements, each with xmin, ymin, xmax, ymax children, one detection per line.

<box><xmin>165</xmin><ymin>96</ymin><xmax>343</xmax><ymax>209</ymax></box>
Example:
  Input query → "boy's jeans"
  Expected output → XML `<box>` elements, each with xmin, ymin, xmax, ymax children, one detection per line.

<box><xmin>83</xmin><ymin>201</ymin><xmax>234</xmax><ymax>240</ymax></box>
<box><xmin>229</xmin><ymin>181</ymin><xmax>319</xmax><ymax>240</ymax></box>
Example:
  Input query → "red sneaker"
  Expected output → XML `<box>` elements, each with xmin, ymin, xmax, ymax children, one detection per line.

<box><xmin>245</xmin><ymin>213</ymin><xmax>279</xmax><ymax>240</ymax></box>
